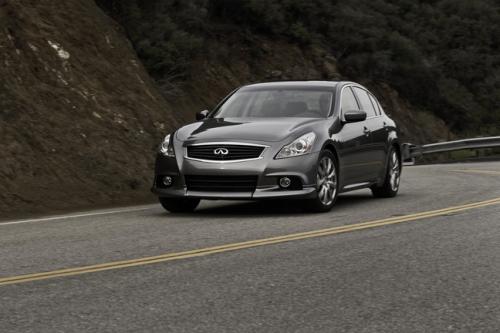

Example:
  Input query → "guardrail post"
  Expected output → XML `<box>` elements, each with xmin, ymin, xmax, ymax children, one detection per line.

<box><xmin>401</xmin><ymin>143</ymin><xmax>416</xmax><ymax>163</ymax></box>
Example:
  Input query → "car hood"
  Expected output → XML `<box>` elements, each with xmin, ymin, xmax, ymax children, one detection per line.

<box><xmin>176</xmin><ymin>117</ymin><xmax>324</xmax><ymax>143</ymax></box>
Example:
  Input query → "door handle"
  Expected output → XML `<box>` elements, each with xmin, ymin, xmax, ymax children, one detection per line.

<box><xmin>383</xmin><ymin>121</ymin><xmax>389</xmax><ymax>131</ymax></box>
<box><xmin>363</xmin><ymin>126</ymin><xmax>371</xmax><ymax>136</ymax></box>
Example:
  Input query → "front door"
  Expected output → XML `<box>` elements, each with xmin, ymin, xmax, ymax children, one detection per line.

<box><xmin>351</xmin><ymin>87</ymin><xmax>385</xmax><ymax>181</ymax></box>
<box><xmin>337</xmin><ymin>86</ymin><xmax>376</xmax><ymax>186</ymax></box>
<box><xmin>338</xmin><ymin>120</ymin><xmax>374</xmax><ymax>185</ymax></box>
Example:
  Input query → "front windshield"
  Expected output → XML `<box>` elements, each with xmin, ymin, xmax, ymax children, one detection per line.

<box><xmin>212</xmin><ymin>89</ymin><xmax>334</xmax><ymax>118</ymax></box>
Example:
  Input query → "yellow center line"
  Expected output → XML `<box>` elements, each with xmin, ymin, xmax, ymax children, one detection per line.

<box><xmin>451</xmin><ymin>169</ymin><xmax>500</xmax><ymax>176</ymax></box>
<box><xmin>1</xmin><ymin>197</ymin><xmax>500</xmax><ymax>287</ymax></box>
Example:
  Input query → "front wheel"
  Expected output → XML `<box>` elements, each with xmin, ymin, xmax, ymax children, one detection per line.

<box><xmin>304</xmin><ymin>150</ymin><xmax>339</xmax><ymax>213</ymax></box>
<box><xmin>371</xmin><ymin>147</ymin><xmax>401</xmax><ymax>198</ymax></box>
<box><xmin>159</xmin><ymin>197</ymin><xmax>200</xmax><ymax>213</ymax></box>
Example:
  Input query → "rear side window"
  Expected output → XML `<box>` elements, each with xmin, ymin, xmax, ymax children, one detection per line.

<box><xmin>352</xmin><ymin>87</ymin><xmax>377</xmax><ymax>118</ymax></box>
<box><xmin>341</xmin><ymin>87</ymin><xmax>359</xmax><ymax>113</ymax></box>
<box><xmin>375</xmin><ymin>96</ymin><xmax>385</xmax><ymax>115</ymax></box>
<box><xmin>368</xmin><ymin>93</ymin><xmax>382</xmax><ymax>115</ymax></box>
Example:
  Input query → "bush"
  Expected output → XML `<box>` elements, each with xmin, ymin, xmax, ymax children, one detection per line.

<box><xmin>97</xmin><ymin>0</ymin><xmax>500</xmax><ymax>135</ymax></box>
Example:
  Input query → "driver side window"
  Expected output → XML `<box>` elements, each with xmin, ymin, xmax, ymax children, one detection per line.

<box><xmin>341</xmin><ymin>87</ymin><xmax>359</xmax><ymax>113</ymax></box>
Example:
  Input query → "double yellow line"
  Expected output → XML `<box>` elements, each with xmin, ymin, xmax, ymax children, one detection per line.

<box><xmin>2</xmin><ymin>197</ymin><xmax>500</xmax><ymax>287</ymax></box>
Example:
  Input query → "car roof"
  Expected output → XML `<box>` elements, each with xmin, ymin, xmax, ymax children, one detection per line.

<box><xmin>240</xmin><ymin>81</ymin><xmax>344</xmax><ymax>91</ymax></box>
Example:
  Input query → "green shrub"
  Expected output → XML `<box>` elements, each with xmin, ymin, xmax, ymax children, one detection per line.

<box><xmin>96</xmin><ymin>0</ymin><xmax>500</xmax><ymax>136</ymax></box>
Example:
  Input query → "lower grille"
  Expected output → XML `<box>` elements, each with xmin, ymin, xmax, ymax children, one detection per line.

<box><xmin>187</xmin><ymin>144</ymin><xmax>265</xmax><ymax>161</ymax></box>
<box><xmin>185</xmin><ymin>175</ymin><xmax>258</xmax><ymax>192</ymax></box>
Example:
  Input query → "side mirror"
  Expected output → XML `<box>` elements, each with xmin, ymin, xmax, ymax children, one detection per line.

<box><xmin>196</xmin><ymin>110</ymin><xmax>209</xmax><ymax>121</ymax></box>
<box><xmin>343</xmin><ymin>110</ymin><xmax>367</xmax><ymax>123</ymax></box>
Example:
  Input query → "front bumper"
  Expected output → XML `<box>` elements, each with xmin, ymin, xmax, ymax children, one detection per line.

<box><xmin>151</xmin><ymin>151</ymin><xmax>320</xmax><ymax>200</ymax></box>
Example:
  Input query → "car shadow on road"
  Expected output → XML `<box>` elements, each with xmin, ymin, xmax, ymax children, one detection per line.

<box><xmin>163</xmin><ymin>192</ymin><xmax>376</xmax><ymax>218</ymax></box>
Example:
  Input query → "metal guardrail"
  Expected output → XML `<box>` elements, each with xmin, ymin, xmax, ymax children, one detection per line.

<box><xmin>402</xmin><ymin>136</ymin><xmax>500</xmax><ymax>162</ymax></box>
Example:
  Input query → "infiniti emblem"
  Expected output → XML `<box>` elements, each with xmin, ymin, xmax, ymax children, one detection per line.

<box><xmin>214</xmin><ymin>148</ymin><xmax>229</xmax><ymax>155</ymax></box>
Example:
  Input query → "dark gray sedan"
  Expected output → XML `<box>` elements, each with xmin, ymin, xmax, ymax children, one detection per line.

<box><xmin>152</xmin><ymin>81</ymin><xmax>401</xmax><ymax>213</ymax></box>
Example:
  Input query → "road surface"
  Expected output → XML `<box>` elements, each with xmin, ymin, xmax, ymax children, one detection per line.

<box><xmin>1</xmin><ymin>162</ymin><xmax>500</xmax><ymax>332</ymax></box>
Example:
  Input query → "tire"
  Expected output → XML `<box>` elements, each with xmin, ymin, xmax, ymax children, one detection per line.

<box><xmin>371</xmin><ymin>146</ymin><xmax>401</xmax><ymax>198</ymax></box>
<box><xmin>159</xmin><ymin>197</ymin><xmax>200</xmax><ymax>213</ymax></box>
<box><xmin>304</xmin><ymin>150</ymin><xmax>339</xmax><ymax>213</ymax></box>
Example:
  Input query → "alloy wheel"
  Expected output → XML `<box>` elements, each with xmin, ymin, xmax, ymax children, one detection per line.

<box><xmin>389</xmin><ymin>151</ymin><xmax>400</xmax><ymax>191</ymax></box>
<box><xmin>316</xmin><ymin>156</ymin><xmax>337</xmax><ymax>206</ymax></box>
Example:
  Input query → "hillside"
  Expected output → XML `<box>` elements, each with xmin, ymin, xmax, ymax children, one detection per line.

<box><xmin>0</xmin><ymin>0</ymin><xmax>178</xmax><ymax>217</ymax></box>
<box><xmin>99</xmin><ymin>0</ymin><xmax>499</xmax><ymax>136</ymax></box>
<box><xmin>2</xmin><ymin>0</ymin><xmax>497</xmax><ymax>217</ymax></box>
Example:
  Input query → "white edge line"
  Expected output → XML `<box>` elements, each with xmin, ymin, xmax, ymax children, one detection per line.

<box><xmin>0</xmin><ymin>205</ymin><xmax>157</xmax><ymax>226</ymax></box>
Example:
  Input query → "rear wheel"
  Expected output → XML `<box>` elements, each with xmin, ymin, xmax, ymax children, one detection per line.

<box><xmin>371</xmin><ymin>147</ymin><xmax>401</xmax><ymax>198</ymax></box>
<box><xmin>159</xmin><ymin>197</ymin><xmax>200</xmax><ymax>213</ymax></box>
<box><xmin>305</xmin><ymin>150</ymin><xmax>339</xmax><ymax>213</ymax></box>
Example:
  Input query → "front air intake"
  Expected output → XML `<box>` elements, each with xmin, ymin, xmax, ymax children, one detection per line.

<box><xmin>185</xmin><ymin>175</ymin><xmax>258</xmax><ymax>192</ymax></box>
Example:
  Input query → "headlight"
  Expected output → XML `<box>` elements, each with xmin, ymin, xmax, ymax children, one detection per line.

<box><xmin>159</xmin><ymin>134</ymin><xmax>175</xmax><ymax>157</ymax></box>
<box><xmin>275</xmin><ymin>132</ymin><xmax>316</xmax><ymax>159</ymax></box>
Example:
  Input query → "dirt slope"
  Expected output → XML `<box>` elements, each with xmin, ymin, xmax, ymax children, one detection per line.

<box><xmin>0</xmin><ymin>1</ymin><xmax>451</xmax><ymax>218</ymax></box>
<box><xmin>0</xmin><ymin>0</ymin><xmax>178</xmax><ymax>217</ymax></box>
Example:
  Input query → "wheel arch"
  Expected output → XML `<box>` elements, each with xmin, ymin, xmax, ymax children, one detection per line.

<box><xmin>321</xmin><ymin>141</ymin><xmax>341</xmax><ymax>176</ymax></box>
<box><xmin>390</xmin><ymin>136</ymin><xmax>402</xmax><ymax>160</ymax></box>
<box><xmin>385</xmin><ymin>137</ymin><xmax>403</xmax><ymax>178</ymax></box>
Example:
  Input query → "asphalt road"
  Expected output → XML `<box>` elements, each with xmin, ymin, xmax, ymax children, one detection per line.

<box><xmin>1</xmin><ymin>162</ymin><xmax>500</xmax><ymax>332</ymax></box>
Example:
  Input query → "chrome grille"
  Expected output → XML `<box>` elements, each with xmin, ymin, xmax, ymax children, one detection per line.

<box><xmin>186</xmin><ymin>144</ymin><xmax>265</xmax><ymax>161</ymax></box>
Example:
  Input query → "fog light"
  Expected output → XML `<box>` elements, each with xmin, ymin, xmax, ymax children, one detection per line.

<box><xmin>162</xmin><ymin>176</ymin><xmax>173</xmax><ymax>187</ymax></box>
<box><xmin>279</xmin><ymin>177</ymin><xmax>291</xmax><ymax>189</ymax></box>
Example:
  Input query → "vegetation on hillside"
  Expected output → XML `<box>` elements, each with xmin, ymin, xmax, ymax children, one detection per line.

<box><xmin>97</xmin><ymin>0</ymin><xmax>500</xmax><ymax>136</ymax></box>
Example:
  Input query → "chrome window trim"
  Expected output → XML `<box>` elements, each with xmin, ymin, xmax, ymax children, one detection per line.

<box><xmin>367</xmin><ymin>92</ymin><xmax>382</xmax><ymax>116</ymax></box>
<box><xmin>339</xmin><ymin>85</ymin><xmax>359</xmax><ymax>121</ymax></box>
<box><xmin>339</xmin><ymin>84</ymin><xmax>382</xmax><ymax>121</ymax></box>
<box><xmin>184</xmin><ymin>142</ymin><xmax>269</xmax><ymax>163</ymax></box>
<box><xmin>350</xmin><ymin>86</ymin><xmax>378</xmax><ymax>119</ymax></box>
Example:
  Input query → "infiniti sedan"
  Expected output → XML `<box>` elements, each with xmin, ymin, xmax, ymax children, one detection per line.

<box><xmin>152</xmin><ymin>81</ymin><xmax>402</xmax><ymax>213</ymax></box>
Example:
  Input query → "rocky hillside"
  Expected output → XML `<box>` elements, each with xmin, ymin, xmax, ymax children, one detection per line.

<box><xmin>0</xmin><ymin>0</ymin><xmax>467</xmax><ymax>217</ymax></box>
<box><xmin>0</xmin><ymin>0</ymin><xmax>178</xmax><ymax>217</ymax></box>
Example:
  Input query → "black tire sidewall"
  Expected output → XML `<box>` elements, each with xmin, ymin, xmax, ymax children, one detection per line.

<box><xmin>159</xmin><ymin>197</ymin><xmax>200</xmax><ymax>213</ymax></box>
<box><xmin>372</xmin><ymin>146</ymin><xmax>400</xmax><ymax>198</ymax></box>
